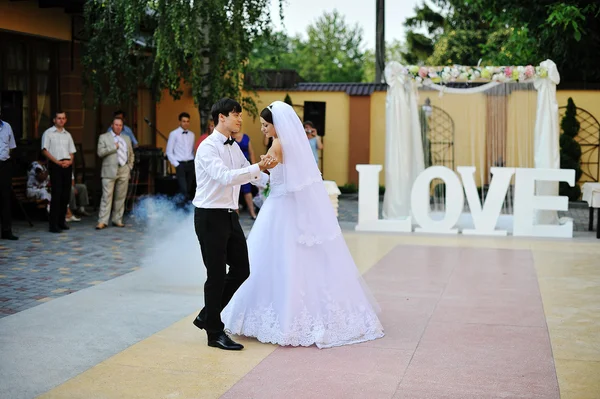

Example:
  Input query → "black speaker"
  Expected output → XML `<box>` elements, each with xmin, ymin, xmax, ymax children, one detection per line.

<box><xmin>303</xmin><ymin>101</ymin><xmax>326</xmax><ymax>137</ymax></box>
<box><xmin>0</xmin><ymin>91</ymin><xmax>23</xmax><ymax>141</ymax></box>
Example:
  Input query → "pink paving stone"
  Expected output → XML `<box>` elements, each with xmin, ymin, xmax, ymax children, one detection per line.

<box><xmin>363</xmin><ymin>245</ymin><xmax>461</xmax><ymax>298</ymax></box>
<box><xmin>222</xmin><ymin>346</ymin><xmax>412</xmax><ymax>399</ymax></box>
<box><xmin>394</xmin><ymin>322</ymin><xmax>559</xmax><ymax>399</ymax></box>
<box><xmin>222</xmin><ymin>245</ymin><xmax>558</xmax><ymax>398</ymax></box>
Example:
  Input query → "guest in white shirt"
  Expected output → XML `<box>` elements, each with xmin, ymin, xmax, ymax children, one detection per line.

<box><xmin>191</xmin><ymin>98</ymin><xmax>277</xmax><ymax>351</ymax></box>
<box><xmin>42</xmin><ymin>110</ymin><xmax>76</xmax><ymax>233</ymax></box>
<box><xmin>166</xmin><ymin>112</ymin><xmax>196</xmax><ymax>202</ymax></box>
<box><xmin>0</xmin><ymin>107</ymin><xmax>18</xmax><ymax>240</ymax></box>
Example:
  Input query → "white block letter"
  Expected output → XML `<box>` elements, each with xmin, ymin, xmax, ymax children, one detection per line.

<box><xmin>513</xmin><ymin>168</ymin><xmax>575</xmax><ymax>238</ymax></box>
<box><xmin>412</xmin><ymin>166</ymin><xmax>463</xmax><ymax>234</ymax></box>
<box><xmin>355</xmin><ymin>165</ymin><xmax>411</xmax><ymax>232</ymax></box>
<box><xmin>458</xmin><ymin>166</ymin><xmax>515</xmax><ymax>236</ymax></box>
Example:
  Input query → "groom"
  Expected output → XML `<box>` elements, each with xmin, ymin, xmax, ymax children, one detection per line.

<box><xmin>192</xmin><ymin>98</ymin><xmax>277</xmax><ymax>350</ymax></box>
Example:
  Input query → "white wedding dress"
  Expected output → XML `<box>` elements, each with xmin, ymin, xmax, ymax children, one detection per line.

<box><xmin>221</xmin><ymin>102</ymin><xmax>384</xmax><ymax>349</ymax></box>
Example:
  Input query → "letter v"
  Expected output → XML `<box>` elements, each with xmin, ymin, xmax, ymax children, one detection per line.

<box><xmin>457</xmin><ymin>166</ymin><xmax>515</xmax><ymax>236</ymax></box>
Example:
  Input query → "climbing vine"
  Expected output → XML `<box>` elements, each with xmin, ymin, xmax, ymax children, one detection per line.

<box><xmin>83</xmin><ymin>0</ymin><xmax>282</xmax><ymax>125</ymax></box>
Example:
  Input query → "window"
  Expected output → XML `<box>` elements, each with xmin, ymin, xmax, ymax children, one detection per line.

<box><xmin>0</xmin><ymin>32</ymin><xmax>58</xmax><ymax>140</ymax></box>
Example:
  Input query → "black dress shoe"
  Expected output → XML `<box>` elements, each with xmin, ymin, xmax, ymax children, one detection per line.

<box><xmin>59</xmin><ymin>224</ymin><xmax>70</xmax><ymax>230</ymax></box>
<box><xmin>192</xmin><ymin>314</ymin><xmax>206</xmax><ymax>330</ymax></box>
<box><xmin>49</xmin><ymin>227</ymin><xmax>62</xmax><ymax>233</ymax></box>
<box><xmin>1</xmin><ymin>233</ymin><xmax>18</xmax><ymax>240</ymax></box>
<box><xmin>207</xmin><ymin>331</ymin><xmax>244</xmax><ymax>351</ymax></box>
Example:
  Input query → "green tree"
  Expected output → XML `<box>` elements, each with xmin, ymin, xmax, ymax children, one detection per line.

<box><xmin>83</xmin><ymin>0</ymin><xmax>281</xmax><ymax>125</ymax></box>
<box><xmin>472</xmin><ymin>1</ymin><xmax>600</xmax><ymax>82</ymax></box>
<box><xmin>363</xmin><ymin>39</ymin><xmax>406</xmax><ymax>82</ymax></box>
<box><xmin>295</xmin><ymin>10</ymin><xmax>366</xmax><ymax>82</ymax></box>
<box><xmin>559</xmin><ymin>98</ymin><xmax>583</xmax><ymax>201</ymax></box>
<box><xmin>244</xmin><ymin>10</ymin><xmax>366</xmax><ymax>83</ymax></box>
<box><xmin>402</xmin><ymin>1</ymin><xmax>446</xmax><ymax>64</ymax></box>
<box><xmin>402</xmin><ymin>0</ymin><xmax>600</xmax><ymax>85</ymax></box>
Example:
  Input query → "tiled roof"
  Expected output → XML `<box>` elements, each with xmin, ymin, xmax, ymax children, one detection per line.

<box><xmin>261</xmin><ymin>82</ymin><xmax>388</xmax><ymax>96</ymax></box>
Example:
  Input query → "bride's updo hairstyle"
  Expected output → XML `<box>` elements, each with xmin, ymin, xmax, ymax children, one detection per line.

<box><xmin>260</xmin><ymin>106</ymin><xmax>274</xmax><ymax>124</ymax></box>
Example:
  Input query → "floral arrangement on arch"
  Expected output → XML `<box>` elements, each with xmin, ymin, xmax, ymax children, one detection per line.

<box><xmin>401</xmin><ymin>64</ymin><xmax>549</xmax><ymax>85</ymax></box>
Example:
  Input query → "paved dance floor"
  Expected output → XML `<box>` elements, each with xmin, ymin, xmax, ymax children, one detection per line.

<box><xmin>1</xmin><ymin>228</ymin><xmax>599</xmax><ymax>398</ymax></box>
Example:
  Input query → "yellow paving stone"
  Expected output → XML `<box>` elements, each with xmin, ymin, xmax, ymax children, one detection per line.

<box><xmin>37</xmin><ymin>297</ymin><xmax>53</xmax><ymax>303</ymax></box>
<box><xmin>130</xmin><ymin>267</ymin><xmax>140</xmax><ymax>271</ymax></box>
<box><xmin>68</xmin><ymin>258</ymin><xmax>78</xmax><ymax>261</ymax></box>
<box><xmin>43</xmin><ymin>250</ymin><xmax>52</xmax><ymax>254</ymax></box>
<box><xmin>52</xmin><ymin>288</ymin><xmax>69</xmax><ymax>294</ymax></box>
<box><xmin>18</xmin><ymin>262</ymin><xmax>27</xmax><ymax>266</ymax></box>
<box><xmin>32</xmin><ymin>234</ymin><xmax>600</xmax><ymax>399</ymax></box>
<box><xmin>88</xmin><ymin>281</ymin><xmax>104</xmax><ymax>285</ymax></box>
<box><xmin>11</xmin><ymin>267</ymin><xmax>23</xmax><ymax>270</ymax></box>
<box><xmin>59</xmin><ymin>267</ymin><xmax>71</xmax><ymax>271</ymax></box>
<box><xmin>60</xmin><ymin>272</ymin><xmax>70</xmax><ymax>275</ymax></box>
<box><xmin>0</xmin><ymin>275</ymin><xmax>5</xmax><ymax>278</ymax></box>
<box><xmin>555</xmin><ymin>359</ymin><xmax>600</xmax><ymax>399</ymax></box>
<box><xmin>16</xmin><ymin>256</ymin><xmax>29</xmax><ymax>260</ymax></box>
<box><xmin>38</xmin><ymin>317</ymin><xmax>276</xmax><ymax>399</ymax></box>
<box><xmin>83</xmin><ymin>264</ymin><xmax>94</xmax><ymax>267</ymax></box>
<box><xmin>30</xmin><ymin>269</ymin><xmax>40</xmax><ymax>273</ymax></box>
<box><xmin>55</xmin><ymin>252</ymin><xmax>67</xmax><ymax>256</ymax></box>
<box><xmin>58</xmin><ymin>278</ymin><xmax>73</xmax><ymax>283</ymax></box>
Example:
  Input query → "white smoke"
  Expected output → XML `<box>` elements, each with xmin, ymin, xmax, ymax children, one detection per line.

<box><xmin>130</xmin><ymin>195</ymin><xmax>206</xmax><ymax>293</ymax></box>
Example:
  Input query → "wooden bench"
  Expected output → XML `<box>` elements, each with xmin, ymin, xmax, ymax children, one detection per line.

<box><xmin>11</xmin><ymin>176</ymin><xmax>47</xmax><ymax>227</ymax></box>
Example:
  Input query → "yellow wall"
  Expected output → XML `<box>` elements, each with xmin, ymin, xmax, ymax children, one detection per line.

<box><xmin>369</xmin><ymin>92</ymin><xmax>386</xmax><ymax>185</ymax></box>
<box><xmin>242</xmin><ymin>91</ymin><xmax>350</xmax><ymax>185</ymax></box>
<box><xmin>506</xmin><ymin>90</ymin><xmax>537</xmax><ymax>170</ymax></box>
<box><xmin>153</xmin><ymin>86</ymin><xmax>600</xmax><ymax>187</ymax></box>
<box><xmin>0</xmin><ymin>0</ymin><xmax>71</xmax><ymax>41</ymax></box>
<box><xmin>370</xmin><ymin>90</ymin><xmax>487</xmax><ymax>186</ymax></box>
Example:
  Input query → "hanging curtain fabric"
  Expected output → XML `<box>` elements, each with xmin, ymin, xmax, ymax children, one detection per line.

<box><xmin>382</xmin><ymin>62</ymin><xmax>425</xmax><ymax>219</ymax></box>
<box><xmin>533</xmin><ymin>59</ymin><xmax>561</xmax><ymax>225</ymax></box>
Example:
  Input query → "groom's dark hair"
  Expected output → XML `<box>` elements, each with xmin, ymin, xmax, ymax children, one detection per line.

<box><xmin>211</xmin><ymin>98</ymin><xmax>242</xmax><ymax>125</ymax></box>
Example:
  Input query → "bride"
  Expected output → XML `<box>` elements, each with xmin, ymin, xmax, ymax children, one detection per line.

<box><xmin>221</xmin><ymin>101</ymin><xmax>384</xmax><ymax>349</ymax></box>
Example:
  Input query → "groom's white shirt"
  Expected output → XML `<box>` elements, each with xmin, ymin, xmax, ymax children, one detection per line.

<box><xmin>193</xmin><ymin>128</ymin><xmax>269</xmax><ymax>209</ymax></box>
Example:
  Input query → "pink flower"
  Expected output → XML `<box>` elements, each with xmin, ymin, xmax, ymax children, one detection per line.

<box><xmin>419</xmin><ymin>67</ymin><xmax>428</xmax><ymax>78</ymax></box>
<box><xmin>504</xmin><ymin>67</ymin><xmax>513</xmax><ymax>78</ymax></box>
<box><xmin>524</xmin><ymin>65</ymin><xmax>535</xmax><ymax>78</ymax></box>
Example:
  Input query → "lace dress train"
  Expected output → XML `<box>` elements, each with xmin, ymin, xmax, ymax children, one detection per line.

<box><xmin>221</xmin><ymin>164</ymin><xmax>384</xmax><ymax>348</ymax></box>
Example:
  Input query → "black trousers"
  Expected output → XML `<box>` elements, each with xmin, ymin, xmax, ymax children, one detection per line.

<box><xmin>0</xmin><ymin>159</ymin><xmax>13</xmax><ymax>234</ymax></box>
<box><xmin>175</xmin><ymin>161</ymin><xmax>195</xmax><ymax>200</ymax></box>
<box><xmin>48</xmin><ymin>162</ymin><xmax>72</xmax><ymax>229</ymax></box>
<box><xmin>194</xmin><ymin>207</ymin><xmax>250</xmax><ymax>334</ymax></box>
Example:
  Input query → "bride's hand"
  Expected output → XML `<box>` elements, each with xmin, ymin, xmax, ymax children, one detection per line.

<box><xmin>259</xmin><ymin>155</ymin><xmax>278</xmax><ymax>170</ymax></box>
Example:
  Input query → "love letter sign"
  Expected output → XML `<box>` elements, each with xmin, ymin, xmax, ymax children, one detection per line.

<box><xmin>355</xmin><ymin>165</ymin><xmax>575</xmax><ymax>238</ymax></box>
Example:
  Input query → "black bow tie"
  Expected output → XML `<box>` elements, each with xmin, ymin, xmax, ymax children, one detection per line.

<box><xmin>182</xmin><ymin>131</ymin><xmax>188</xmax><ymax>134</ymax></box>
<box><xmin>224</xmin><ymin>138</ymin><xmax>235</xmax><ymax>145</ymax></box>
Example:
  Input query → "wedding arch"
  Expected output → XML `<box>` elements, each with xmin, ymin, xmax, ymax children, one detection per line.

<box><xmin>383</xmin><ymin>59</ymin><xmax>561</xmax><ymax>227</ymax></box>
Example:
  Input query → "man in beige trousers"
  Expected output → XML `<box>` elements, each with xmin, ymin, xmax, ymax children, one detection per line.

<box><xmin>96</xmin><ymin>117</ymin><xmax>134</xmax><ymax>230</ymax></box>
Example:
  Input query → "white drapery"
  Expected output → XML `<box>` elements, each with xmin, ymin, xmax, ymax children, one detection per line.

<box><xmin>382</xmin><ymin>62</ymin><xmax>425</xmax><ymax>219</ymax></box>
<box><xmin>383</xmin><ymin>59</ymin><xmax>561</xmax><ymax>224</ymax></box>
<box><xmin>533</xmin><ymin>60</ymin><xmax>561</xmax><ymax>224</ymax></box>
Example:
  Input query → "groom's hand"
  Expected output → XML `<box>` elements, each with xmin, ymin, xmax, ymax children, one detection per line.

<box><xmin>258</xmin><ymin>155</ymin><xmax>278</xmax><ymax>171</ymax></box>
